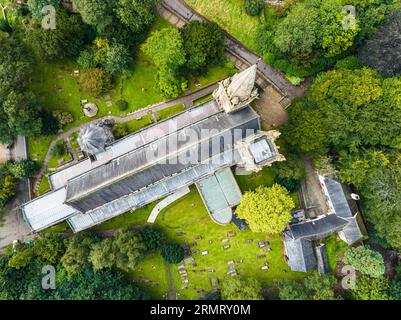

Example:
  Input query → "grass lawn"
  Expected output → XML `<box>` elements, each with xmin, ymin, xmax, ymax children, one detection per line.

<box><xmin>126</xmin><ymin>253</ymin><xmax>170</xmax><ymax>300</ymax></box>
<box><xmin>185</xmin><ymin>0</ymin><xmax>261</xmax><ymax>51</ymax></box>
<box><xmin>324</xmin><ymin>235</ymin><xmax>348</xmax><ymax>271</ymax></box>
<box><xmin>28</xmin><ymin>135</ymin><xmax>55</xmax><ymax>166</ymax></box>
<box><xmin>188</xmin><ymin>62</ymin><xmax>236</xmax><ymax>92</ymax></box>
<box><xmin>36</xmin><ymin>175</ymin><xmax>51</xmax><ymax>196</ymax></box>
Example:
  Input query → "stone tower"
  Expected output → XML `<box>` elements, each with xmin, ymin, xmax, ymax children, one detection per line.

<box><xmin>213</xmin><ymin>64</ymin><xmax>259</xmax><ymax>113</ymax></box>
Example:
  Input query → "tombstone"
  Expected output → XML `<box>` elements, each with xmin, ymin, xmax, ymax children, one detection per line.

<box><xmin>106</xmin><ymin>101</ymin><xmax>113</xmax><ymax>107</ymax></box>
<box><xmin>184</xmin><ymin>257</ymin><xmax>195</xmax><ymax>264</ymax></box>
<box><xmin>208</xmin><ymin>269</ymin><xmax>214</xmax><ymax>273</ymax></box>
<box><xmin>182</xmin><ymin>279</ymin><xmax>189</xmax><ymax>284</ymax></box>
<box><xmin>179</xmin><ymin>269</ymin><xmax>187</xmax><ymax>275</ymax></box>
<box><xmin>223</xmin><ymin>245</ymin><xmax>230</xmax><ymax>249</ymax></box>
<box><xmin>191</xmin><ymin>242</ymin><xmax>198</xmax><ymax>247</ymax></box>
<box><xmin>245</xmin><ymin>239</ymin><xmax>253</xmax><ymax>243</ymax></box>
<box><xmin>227</xmin><ymin>260</ymin><xmax>234</xmax><ymax>265</ymax></box>
<box><xmin>178</xmin><ymin>264</ymin><xmax>185</xmax><ymax>270</ymax></box>
<box><xmin>201</xmin><ymin>251</ymin><xmax>208</xmax><ymax>256</ymax></box>
<box><xmin>180</xmin><ymin>275</ymin><xmax>188</xmax><ymax>279</ymax></box>
<box><xmin>228</xmin><ymin>231</ymin><xmax>236</xmax><ymax>237</ymax></box>
<box><xmin>191</xmin><ymin>250</ymin><xmax>199</xmax><ymax>255</ymax></box>
<box><xmin>199</xmin><ymin>269</ymin><xmax>206</xmax><ymax>273</ymax></box>
<box><xmin>221</xmin><ymin>238</ymin><xmax>229</xmax><ymax>243</ymax></box>
<box><xmin>258</xmin><ymin>243</ymin><xmax>266</xmax><ymax>248</ymax></box>
<box><xmin>236</xmin><ymin>259</ymin><xmax>243</xmax><ymax>264</ymax></box>
<box><xmin>261</xmin><ymin>265</ymin><xmax>268</xmax><ymax>271</ymax></box>
<box><xmin>258</xmin><ymin>254</ymin><xmax>267</xmax><ymax>259</ymax></box>
<box><xmin>265</xmin><ymin>247</ymin><xmax>271</xmax><ymax>252</ymax></box>
<box><xmin>195</xmin><ymin>235</ymin><xmax>202</xmax><ymax>241</ymax></box>
<box><xmin>209</xmin><ymin>240</ymin><xmax>213</xmax><ymax>244</ymax></box>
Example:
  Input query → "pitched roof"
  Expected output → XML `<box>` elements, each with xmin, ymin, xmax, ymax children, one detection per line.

<box><xmin>227</xmin><ymin>64</ymin><xmax>257</xmax><ymax>99</ymax></box>
<box><xmin>284</xmin><ymin>231</ymin><xmax>317</xmax><ymax>272</ymax></box>
<box><xmin>323</xmin><ymin>177</ymin><xmax>359</xmax><ymax>218</ymax></box>
<box><xmin>314</xmin><ymin>243</ymin><xmax>329</xmax><ymax>274</ymax></box>
<box><xmin>288</xmin><ymin>214</ymin><xmax>349</xmax><ymax>241</ymax></box>
<box><xmin>65</xmin><ymin>107</ymin><xmax>260</xmax><ymax>212</ymax></box>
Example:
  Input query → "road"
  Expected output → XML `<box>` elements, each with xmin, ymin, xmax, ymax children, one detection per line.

<box><xmin>0</xmin><ymin>136</ymin><xmax>35</xmax><ymax>252</ymax></box>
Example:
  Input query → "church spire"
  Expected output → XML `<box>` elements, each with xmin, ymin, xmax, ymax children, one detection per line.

<box><xmin>213</xmin><ymin>64</ymin><xmax>259</xmax><ymax>113</ymax></box>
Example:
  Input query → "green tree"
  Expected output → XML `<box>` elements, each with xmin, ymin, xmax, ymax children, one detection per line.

<box><xmin>8</xmin><ymin>160</ymin><xmax>40</xmax><ymax>178</ymax></box>
<box><xmin>139</xmin><ymin>226</ymin><xmax>165</xmax><ymax>251</ymax></box>
<box><xmin>8</xmin><ymin>249</ymin><xmax>33</xmax><ymax>270</ymax></box>
<box><xmin>77</xmin><ymin>47</ymin><xmax>97</xmax><ymax>70</ymax></box>
<box><xmin>244</xmin><ymin>0</ymin><xmax>265</xmax><ymax>16</ymax></box>
<box><xmin>236</xmin><ymin>184</ymin><xmax>294</xmax><ymax>234</ymax></box>
<box><xmin>115</xmin><ymin>0</ymin><xmax>158</xmax><ymax>33</ymax></box>
<box><xmin>3</xmin><ymin>91</ymin><xmax>43</xmax><ymax>137</ymax></box>
<box><xmin>343</xmin><ymin>246</ymin><xmax>385</xmax><ymax>278</ymax></box>
<box><xmin>27</xmin><ymin>0</ymin><xmax>61</xmax><ymax>18</ymax></box>
<box><xmin>50</xmin><ymin>143</ymin><xmax>65</xmax><ymax>157</ymax></box>
<box><xmin>142</xmin><ymin>27</ymin><xmax>187</xmax><ymax>98</ymax></box>
<box><xmin>220</xmin><ymin>276</ymin><xmax>262</xmax><ymax>300</ymax></box>
<box><xmin>61</xmin><ymin>233</ymin><xmax>99</xmax><ymax>275</ymax></box>
<box><xmin>89</xmin><ymin>238</ymin><xmax>116</xmax><ymax>271</ymax></box>
<box><xmin>279</xmin><ymin>271</ymin><xmax>337</xmax><ymax>300</ymax></box>
<box><xmin>114</xmin><ymin>228</ymin><xmax>146</xmax><ymax>271</ymax></box>
<box><xmin>181</xmin><ymin>21</ymin><xmax>226</xmax><ymax>75</ymax></box>
<box><xmin>0</xmin><ymin>174</ymin><xmax>17</xmax><ymax>207</ymax></box>
<box><xmin>351</xmin><ymin>275</ymin><xmax>390</xmax><ymax>300</ymax></box>
<box><xmin>161</xmin><ymin>243</ymin><xmax>184</xmax><ymax>264</ymax></box>
<box><xmin>28</xmin><ymin>9</ymin><xmax>90</xmax><ymax>61</ymax></box>
<box><xmin>32</xmin><ymin>235</ymin><xmax>65</xmax><ymax>264</ymax></box>
<box><xmin>104</xmin><ymin>43</ymin><xmax>131</xmax><ymax>75</ymax></box>
<box><xmin>72</xmin><ymin>0</ymin><xmax>115</xmax><ymax>32</ymax></box>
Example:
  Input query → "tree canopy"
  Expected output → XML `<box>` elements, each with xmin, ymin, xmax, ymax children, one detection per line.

<box><xmin>236</xmin><ymin>184</ymin><xmax>294</xmax><ymax>234</ymax></box>
<box><xmin>220</xmin><ymin>276</ymin><xmax>262</xmax><ymax>300</ymax></box>
<box><xmin>343</xmin><ymin>245</ymin><xmax>385</xmax><ymax>278</ymax></box>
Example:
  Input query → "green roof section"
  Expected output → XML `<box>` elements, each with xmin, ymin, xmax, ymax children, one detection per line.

<box><xmin>196</xmin><ymin>168</ymin><xmax>242</xmax><ymax>225</ymax></box>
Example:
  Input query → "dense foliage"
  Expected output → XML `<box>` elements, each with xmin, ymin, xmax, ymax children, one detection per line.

<box><xmin>244</xmin><ymin>0</ymin><xmax>265</xmax><ymax>16</ymax></box>
<box><xmin>78</xmin><ymin>68</ymin><xmax>112</xmax><ymax>96</ymax></box>
<box><xmin>161</xmin><ymin>243</ymin><xmax>184</xmax><ymax>264</ymax></box>
<box><xmin>181</xmin><ymin>21</ymin><xmax>226</xmax><ymax>75</ymax></box>
<box><xmin>343</xmin><ymin>245</ymin><xmax>385</xmax><ymax>278</ymax></box>
<box><xmin>279</xmin><ymin>271</ymin><xmax>337</xmax><ymax>300</ymax></box>
<box><xmin>220</xmin><ymin>276</ymin><xmax>262</xmax><ymax>300</ymax></box>
<box><xmin>236</xmin><ymin>184</ymin><xmax>294</xmax><ymax>234</ymax></box>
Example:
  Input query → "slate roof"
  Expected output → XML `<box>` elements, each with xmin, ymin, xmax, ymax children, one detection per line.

<box><xmin>288</xmin><ymin>214</ymin><xmax>349</xmax><ymax>241</ymax></box>
<box><xmin>284</xmin><ymin>231</ymin><xmax>317</xmax><ymax>272</ymax></box>
<box><xmin>231</xmin><ymin>213</ymin><xmax>248</xmax><ymax>231</ymax></box>
<box><xmin>323</xmin><ymin>178</ymin><xmax>359</xmax><ymax>218</ymax></box>
<box><xmin>314</xmin><ymin>244</ymin><xmax>329</xmax><ymax>274</ymax></box>
<box><xmin>65</xmin><ymin>107</ymin><xmax>260</xmax><ymax>212</ymax></box>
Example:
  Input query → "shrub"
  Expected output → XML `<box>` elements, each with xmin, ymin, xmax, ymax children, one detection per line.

<box><xmin>116</xmin><ymin>99</ymin><xmax>129</xmax><ymax>111</ymax></box>
<box><xmin>139</xmin><ymin>227</ymin><xmax>165</xmax><ymax>251</ymax></box>
<box><xmin>112</xmin><ymin>123</ymin><xmax>129</xmax><ymax>139</ymax></box>
<box><xmin>78</xmin><ymin>68</ymin><xmax>112</xmax><ymax>96</ymax></box>
<box><xmin>161</xmin><ymin>243</ymin><xmax>184</xmax><ymax>264</ymax></box>
<box><xmin>53</xmin><ymin>110</ymin><xmax>74</xmax><ymax>128</ymax></box>
<box><xmin>343</xmin><ymin>246</ymin><xmax>385</xmax><ymax>278</ymax></box>
<box><xmin>51</xmin><ymin>143</ymin><xmax>65</xmax><ymax>157</ymax></box>
<box><xmin>77</xmin><ymin>48</ymin><xmax>97</xmax><ymax>70</ymax></box>
<box><xmin>8</xmin><ymin>160</ymin><xmax>40</xmax><ymax>178</ymax></box>
<box><xmin>244</xmin><ymin>0</ymin><xmax>265</xmax><ymax>16</ymax></box>
<box><xmin>274</xmin><ymin>175</ymin><xmax>301</xmax><ymax>193</ymax></box>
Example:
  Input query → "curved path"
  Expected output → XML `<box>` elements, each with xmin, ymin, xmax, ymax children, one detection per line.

<box><xmin>32</xmin><ymin>83</ymin><xmax>218</xmax><ymax>193</ymax></box>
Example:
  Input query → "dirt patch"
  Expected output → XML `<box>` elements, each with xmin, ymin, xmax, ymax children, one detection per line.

<box><xmin>253</xmin><ymin>85</ymin><xmax>289</xmax><ymax>130</ymax></box>
<box><xmin>0</xmin><ymin>144</ymin><xmax>9</xmax><ymax>164</ymax></box>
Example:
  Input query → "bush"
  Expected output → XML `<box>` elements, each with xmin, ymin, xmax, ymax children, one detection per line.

<box><xmin>8</xmin><ymin>160</ymin><xmax>40</xmax><ymax>178</ymax></box>
<box><xmin>244</xmin><ymin>0</ymin><xmax>265</xmax><ymax>16</ymax></box>
<box><xmin>161</xmin><ymin>243</ymin><xmax>184</xmax><ymax>264</ymax></box>
<box><xmin>139</xmin><ymin>227</ymin><xmax>165</xmax><ymax>251</ymax></box>
<box><xmin>274</xmin><ymin>175</ymin><xmax>301</xmax><ymax>193</ymax></box>
<box><xmin>51</xmin><ymin>143</ymin><xmax>65</xmax><ymax>157</ymax></box>
<box><xmin>116</xmin><ymin>99</ymin><xmax>129</xmax><ymax>111</ymax></box>
<box><xmin>0</xmin><ymin>174</ymin><xmax>17</xmax><ymax>207</ymax></box>
<box><xmin>53</xmin><ymin>110</ymin><xmax>74</xmax><ymax>128</ymax></box>
<box><xmin>112</xmin><ymin>123</ymin><xmax>129</xmax><ymax>139</ymax></box>
<box><xmin>78</xmin><ymin>68</ymin><xmax>112</xmax><ymax>96</ymax></box>
<box><xmin>335</xmin><ymin>56</ymin><xmax>362</xmax><ymax>70</ymax></box>
<box><xmin>77</xmin><ymin>48</ymin><xmax>97</xmax><ymax>70</ymax></box>
<box><xmin>343</xmin><ymin>246</ymin><xmax>385</xmax><ymax>278</ymax></box>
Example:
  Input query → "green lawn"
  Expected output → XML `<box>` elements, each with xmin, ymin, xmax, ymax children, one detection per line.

<box><xmin>188</xmin><ymin>62</ymin><xmax>236</xmax><ymax>91</ymax></box>
<box><xmin>185</xmin><ymin>0</ymin><xmax>261</xmax><ymax>51</ymax></box>
<box><xmin>36</xmin><ymin>175</ymin><xmax>51</xmax><ymax>196</ymax></box>
<box><xmin>323</xmin><ymin>235</ymin><xmax>348</xmax><ymax>271</ymax></box>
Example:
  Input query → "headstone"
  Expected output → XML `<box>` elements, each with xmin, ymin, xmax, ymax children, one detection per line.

<box><xmin>195</xmin><ymin>235</ymin><xmax>202</xmax><ymax>241</ymax></box>
<box><xmin>223</xmin><ymin>245</ymin><xmax>230</xmax><ymax>249</ymax></box>
<box><xmin>227</xmin><ymin>260</ymin><xmax>234</xmax><ymax>265</ymax></box>
<box><xmin>221</xmin><ymin>238</ymin><xmax>229</xmax><ymax>243</ymax></box>
<box><xmin>228</xmin><ymin>231</ymin><xmax>236</xmax><ymax>237</ymax></box>
<box><xmin>201</xmin><ymin>251</ymin><xmax>208</xmax><ymax>256</ymax></box>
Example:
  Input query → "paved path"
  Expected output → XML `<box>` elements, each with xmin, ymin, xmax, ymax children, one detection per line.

<box><xmin>147</xmin><ymin>187</ymin><xmax>190</xmax><ymax>223</ymax></box>
<box><xmin>32</xmin><ymin>83</ymin><xmax>217</xmax><ymax>193</ymax></box>
<box><xmin>159</xmin><ymin>0</ymin><xmax>306</xmax><ymax>101</ymax></box>
<box><xmin>167</xmin><ymin>263</ymin><xmax>176</xmax><ymax>300</ymax></box>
